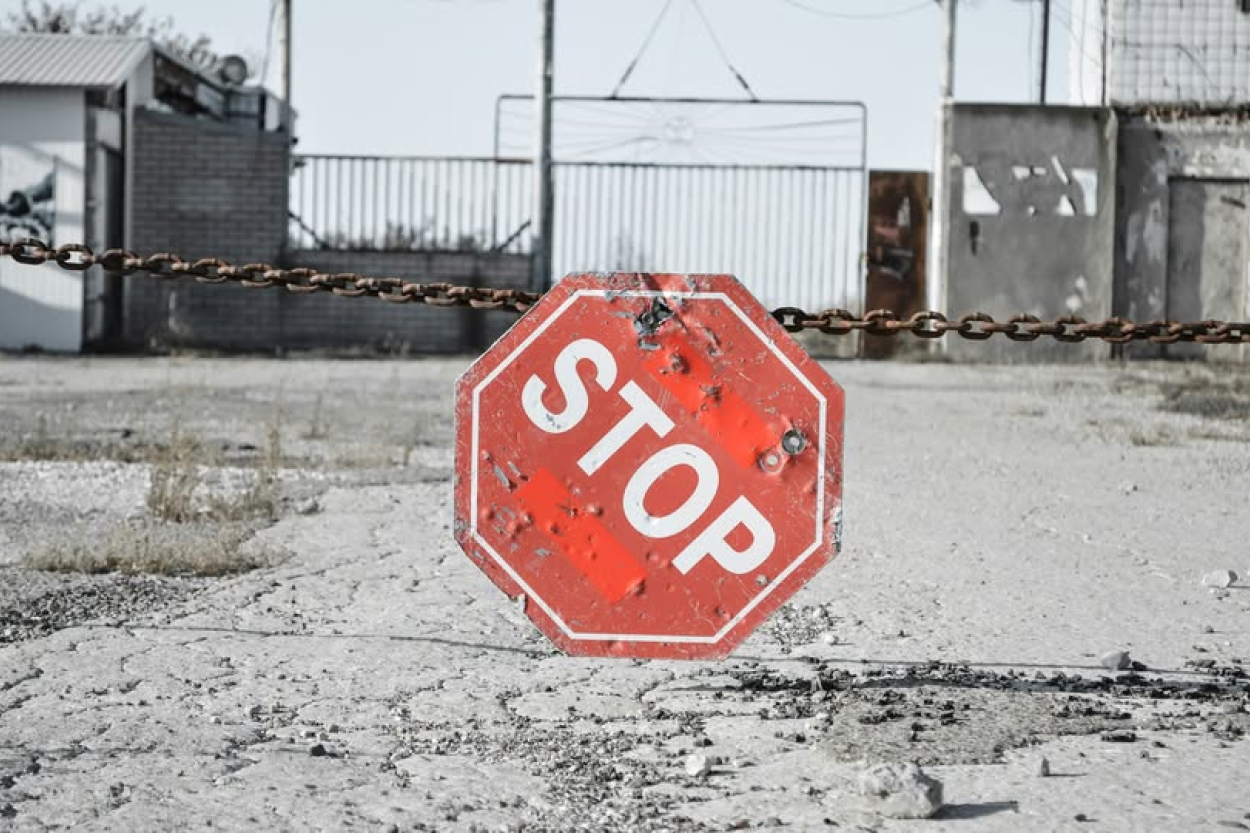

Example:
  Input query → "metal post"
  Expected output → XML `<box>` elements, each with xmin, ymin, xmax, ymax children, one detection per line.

<box><xmin>929</xmin><ymin>0</ymin><xmax>956</xmax><ymax>330</ymax></box>
<box><xmin>534</xmin><ymin>0</ymin><xmax>556</xmax><ymax>292</ymax></box>
<box><xmin>1039</xmin><ymin>0</ymin><xmax>1051</xmax><ymax>103</ymax></box>
<box><xmin>278</xmin><ymin>0</ymin><xmax>293</xmax><ymax>131</ymax></box>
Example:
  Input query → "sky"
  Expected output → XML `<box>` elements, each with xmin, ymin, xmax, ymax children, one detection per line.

<box><xmin>1</xmin><ymin>0</ymin><xmax>1079</xmax><ymax>170</ymax></box>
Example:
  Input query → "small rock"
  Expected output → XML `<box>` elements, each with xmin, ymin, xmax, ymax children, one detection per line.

<box><xmin>1120</xmin><ymin>481</ymin><xmax>1138</xmax><ymax>494</ymax></box>
<box><xmin>296</xmin><ymin>498</ymin><xmax>321</xmax><ymax>515</ymax></box>
<box><xmin>819</xmin><ymin>631</ymin><xmax>837</xmax><ymax>645</ymax></box>
<box><xmin>0</xmin><ymin>804</ymin><xmax>16</xmax><ymax>819</ymax></box>
<box><xmin>1203</xmin><ymin>625</ymin><xmax>1216</xmax><ymax>634</ymax></box>
<box><xmin>309</xmin><ymin>743</ymin><xmax>328</xmax><ymax>757</ymax></box>
<box><xmin>857</xmin><ymin>762</ymin><xmax>944</xmax><ymax>819</ymax></box>
<box><xmin>1220</xmin><ymin>702</ymin><xmax>1243</xmax><ymax>715</ymax></box>
<box><xmin>246</xmin><ymin>704</ymin><xmax>263</xmax><ymax>718</ymax></box>
<box><xmin>1075</xmin><ymin>813</ymin><xmax>1089</xmax><ymax>822</ymax></box>
<box><xmin>684</xmin><ymin>753</ymin><xmax>713</xmax><ymax>778</ymax></box>
<box><xmin>1203</xmin><ymin>570</ymin><xmax>1238</xmax><ymax>589</ymax></box>
<box><xmin>1101</xmin><ymin>730</ymin><xmax>1137</xmax><ymax>743</ymax></box>
<box><xmin>1100</xmin><ymin>650</ymin><xmax>1132</xmax><ymax>671</ymax></box>
<box><xmin>1037</xmin><ymin>756</ymin><xmax>1051</xmax><ymax>777</ymax></box>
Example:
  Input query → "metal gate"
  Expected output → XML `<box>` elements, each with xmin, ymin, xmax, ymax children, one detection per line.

<box><xmin>289</xmin><ymin>97</ymin><xmax>868</xmax><ymax>313</ymax></box>
<box><xmin>497</xmin><ymin>95</ymin><xmax>868</xmax><ymax>312</ymax></box>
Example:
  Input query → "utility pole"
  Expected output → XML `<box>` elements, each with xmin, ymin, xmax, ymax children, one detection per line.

<box><xmin>929</xmin><ymin>0</ymin><xmax>956</xmax><ymax>328</ymax></box>
<box><xmin>534</xmin><ymin>0</ymin><xmax>556</xmax><ymax>293</ymax></box>
<box><xmin>1039</xmin><ymin>0</ymin><xmax>1051</xmax><ymax>103</ymax></box>
<box><xmin>278</xmin><ymin>0</ymin><xmax>293</xmax><ymax>132</ymax></box>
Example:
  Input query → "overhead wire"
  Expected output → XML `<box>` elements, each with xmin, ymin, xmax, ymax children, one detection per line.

<box><xmin>259</xmin><ymin>0</ymin><xmax>279</xmax><ymax>85</ymax></box>
<box><xmin>688</xmin><ymin>0</ymin><xmax>759</xmax><ymax>100</ymax></box>
<box><xmin>778</xmin><ymin>0</ymin><xmax>932</xmax><ymax>21</ymax></box>
<box><xmin>610</xmin><ymin>0</ymin><xmax>677</xmax><ymax>97</ymax></box>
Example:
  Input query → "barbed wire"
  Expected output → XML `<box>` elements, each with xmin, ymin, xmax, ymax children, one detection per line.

<box><xmin>4</xmin><ymin>239</ymin><xmax>1249</xmax><ymax>345</ymax></box>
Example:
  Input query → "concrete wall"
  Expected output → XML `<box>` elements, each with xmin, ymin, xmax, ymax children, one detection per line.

<box><xmin>945</xmin><ymin>105</ymin><xmax>1117</xmax><ymax>362</ymax></box>
<box><xmin>0</xmin><ymin>87</ymin><xmax>86</xmax><ymax>352</ymax></box>
<box><xmin>1115</xmin><ymin>118</ymin><xmax>1250</xmax><ymax>360</ymax></box>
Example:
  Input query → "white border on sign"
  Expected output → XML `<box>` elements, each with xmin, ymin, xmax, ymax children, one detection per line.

<box><xmin>470</xmin><ymin>288</ymin><xmax>829</xmax><ymax>644</ymax></box>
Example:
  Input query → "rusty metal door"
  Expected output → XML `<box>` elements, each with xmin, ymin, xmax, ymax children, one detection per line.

<box><xmin>1165</xmin><ymin>179</ymin><xmax>1250</xmax><ymax>361</ymax></box>
<box><xmin>862</xmin><ymin>171</ymin><xmax>928</xmax><ymax>359</ymax></box>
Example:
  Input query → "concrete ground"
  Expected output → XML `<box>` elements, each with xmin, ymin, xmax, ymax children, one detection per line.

<box><xmin>1</xmin><ymin>354</ymin><xmax>1248</xmax><ymax>831</ymax></box>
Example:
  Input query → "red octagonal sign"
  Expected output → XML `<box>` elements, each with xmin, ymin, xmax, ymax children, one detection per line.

<box><xmin>454</xmin><ymin>273</ymin><xmax>844</xmax><ymax>659</ymax></box>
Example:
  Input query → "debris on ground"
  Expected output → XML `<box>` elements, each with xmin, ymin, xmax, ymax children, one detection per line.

<box><xmin>856</xmin><ymin>762</ymin><xmax>944</xmax><ymax>819</ymax></box>
<box><xmin>1203</xmin><ymin>570</ymin><xmax>1238</xmax><ymax>589</ymax></box>
<box><xmin>1100</xmin><ymin>650</ymin><xmax>1132</xmax><ymax>671</ymax></box>
<box><xmin>684</xmin><ymin>753</ymin><xmax>714</xmax><ymax>778</ymax></box>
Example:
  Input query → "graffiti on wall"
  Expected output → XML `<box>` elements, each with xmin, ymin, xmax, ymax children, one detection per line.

<box><xmin>0</xmin><ymin>147</ymin><xmax>56</xmax><ymax>244</ymax></box>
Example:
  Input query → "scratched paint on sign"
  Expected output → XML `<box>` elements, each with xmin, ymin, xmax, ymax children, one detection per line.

<box><xmin>454</xmin><ymin>273</ymin><xmax>844</xmax><ymax>659</ymax></box>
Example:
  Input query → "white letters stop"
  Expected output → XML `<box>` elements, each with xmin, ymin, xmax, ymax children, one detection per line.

<box><xmin>522</xmin><ymin>337</ymin><xmax>775</xmax><ymax>575</ymax></box>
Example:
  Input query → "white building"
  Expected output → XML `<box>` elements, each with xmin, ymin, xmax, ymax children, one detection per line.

<box><xmin>0</xmin><ymin>35</ymin><xmax>280</xmax><ymax>352</ymax></box>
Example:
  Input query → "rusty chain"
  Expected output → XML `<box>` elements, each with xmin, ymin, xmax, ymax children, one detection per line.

<box><xmin>5</xmin><ymin>238</ymin><xmax>1250</xmax><ymax>345</ymax></box>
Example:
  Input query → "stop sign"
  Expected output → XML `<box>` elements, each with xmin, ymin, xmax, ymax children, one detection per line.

<box><xmin>454</xmin><ymin>273</ymin><xmax>844</xmax><ymax>659</ymax></box>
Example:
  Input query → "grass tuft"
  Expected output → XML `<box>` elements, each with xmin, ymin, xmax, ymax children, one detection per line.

<box><xmin>22</xmin><ymin>522</ymin><xmax>284</xmax><ymax>577</ymax></box>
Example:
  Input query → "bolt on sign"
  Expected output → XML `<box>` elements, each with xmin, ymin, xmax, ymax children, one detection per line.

<box><xmin>454</xmin><ymin>273</ymin><xmax>845</xmax><ymax>659</ymax></box>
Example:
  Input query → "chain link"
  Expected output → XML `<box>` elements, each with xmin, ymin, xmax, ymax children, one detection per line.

<box><xmin>5</xmin><ymin>239</ymin><xmax>1249</xmax><ymax>345</ymax></box>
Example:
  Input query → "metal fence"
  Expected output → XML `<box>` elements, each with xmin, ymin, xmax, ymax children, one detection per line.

<box><xmin>288</xmin><ymin>155</ymin><xmax>532</xmax><ymax>253</ymax></box>
<box><xmin>290</xmin><ymin>96</ymin><xmax>867</xmax><ymax>311</ymax></box>
<box><xmin>552</xmin><ymin>161</ymin><xmax>863</xmax><ymax>312</ymax></box>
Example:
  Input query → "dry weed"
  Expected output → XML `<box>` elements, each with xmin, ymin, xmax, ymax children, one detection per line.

<box><xmin>146</xmin><ymin>415</ymin><xmax>282</xmax><ymax>522</ymax></box>
<box><xmin>22</xmin><ymin>522</ymin><xmax>284</xmax><ymax>577</ymax></box>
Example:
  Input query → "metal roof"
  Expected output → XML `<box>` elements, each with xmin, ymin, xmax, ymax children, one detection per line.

<box><xmin>0</xmin><ymin>34</ymin><xmax>152</xmax><ymax>88</ymax></box>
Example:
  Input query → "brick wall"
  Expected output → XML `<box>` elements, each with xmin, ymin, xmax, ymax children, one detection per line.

<box><xmin>124</xmin><ymin>109</ymin><xmax>531</xmax><ymax>354</ymax></box>
<box><xmin>125</xmin><ymin>108</ymin><xmax>289</xmax><ymax>349</ymax></box>
<box><xmin>275</xmin><ymin>250</ymin><xmax>532</xmax><ymax>354</ymax></box>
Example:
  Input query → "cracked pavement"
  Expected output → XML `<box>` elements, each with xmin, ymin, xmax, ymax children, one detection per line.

<box><xmin>1</xmin><ymin>356</ymin><xmax>1249</xmax><ymax>831</ymax></box>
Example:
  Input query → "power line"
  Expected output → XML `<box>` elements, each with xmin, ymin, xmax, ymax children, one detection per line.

<box><xmin>259</xmin><ymin>0</ymin><xmax>278</xmax><ymax>85</ymax></box>
<box><xmin>779</xmin><ymin>0</ymin><xmax>933</xmax><ymax>21</ymax></box>
<box><xmin>610</xmin><ymin>0</ymin><xmax>676</xmax><ymax>98</ymax></box>
<box><xmin>688</xmin><ymin>0</ymin><xmax>758</xmax><ymax>100</ymax></box>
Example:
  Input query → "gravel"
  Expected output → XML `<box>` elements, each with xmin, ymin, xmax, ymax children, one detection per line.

<box><xmin>0</xmin><ymin>567</ymin><xmax>204</xmax><ymax>644</ymax></box>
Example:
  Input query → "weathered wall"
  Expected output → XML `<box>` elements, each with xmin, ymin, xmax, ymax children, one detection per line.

<box><xmin>945</xmin><ymin>105</ymin><xmax>1117</xmax><ymax>362</ymax></box>
<box><xmin>276</xmin><ymin>250</ymin><xmax>531</xmax><ymax>354</ymax></box>
<box><xmin>126</xmin><ymin>108</ymin><xmax>289</xmax><ymax>350</ymax></box>
<box><xmin>862</xmin><ymin>170</ymin><xmax>928</xmax><ymax>360</ymax></box>
<box><xmin>125</xmin><ymin>109</ymin><xmax>528</xmax><ymax>354</ymax></box>
<box><xmin>0</xmin><ymin>87</ymin><xmax>86</xmax><ymax>352</ymax></box>
<box><xmin>1116</xmin><ymin>118</ymin><xmax>1250</xmax><ymax>360</ymax></box>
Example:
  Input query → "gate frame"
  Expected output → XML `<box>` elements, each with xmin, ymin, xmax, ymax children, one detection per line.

<box><xmin>493</xmin><ymin>94</ymin><xmax>869</xmax><ymax>309</ymax></box>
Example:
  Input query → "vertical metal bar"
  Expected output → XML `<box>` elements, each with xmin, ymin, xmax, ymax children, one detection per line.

<box><xmin>806</xmin><ymin>169</ymin><xmax>819</xmax><ymax>309</ymax></box>
<box><xmin>384</xmin><ymin>158</ymin><xmax>392</xmax><ymax>248</ymax></box>
<box><xmin>931</xmin><ymin>0</ymin><xmax>957</xmax><ymax>326</ymax></box>
<box><xmin>278</xmin><ymin>0</ymin><xmax>292</xmax><ymax>132</ymax></box>
<box><xmin>534</xmin><ymin>0</ymin><xmax>556</xmax><ymax>290</ymax></box>
<box><xmin>627</xmin><ymin>164</ymin><xmax>640</xmax><ymax>269</ymax></box>
<box><xmin>858</xmin><ymin>108</ymin><xmax>869</xmax><ymax>311</ymax></box>
<box><xmin>819</xmin><ymin>169</ymin><xmax>832</xmax><ymax>309</ymax></box>
<box><xmin>1040</xmin><ymin>0</ymin><xmax>1051</xmax><ymax>103</ymax></box>
<box><xmin>409</xmin><ymin>158</ymin><xmax>417</xmax><ymax>247</ymax></box>
<box><xmin>297</xmin><ymin>157</ymin><xmax>305</xmax><ymax>248</ymax></box>
<box><xmin>843</xmin><ymin>171</ymin><xmax>855</xmax><ymax>310</ymax></box>
<box><xmin>597</xmin><ymin>165</ymin><xmax>611</xmax><ymax>271</ymax></box>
